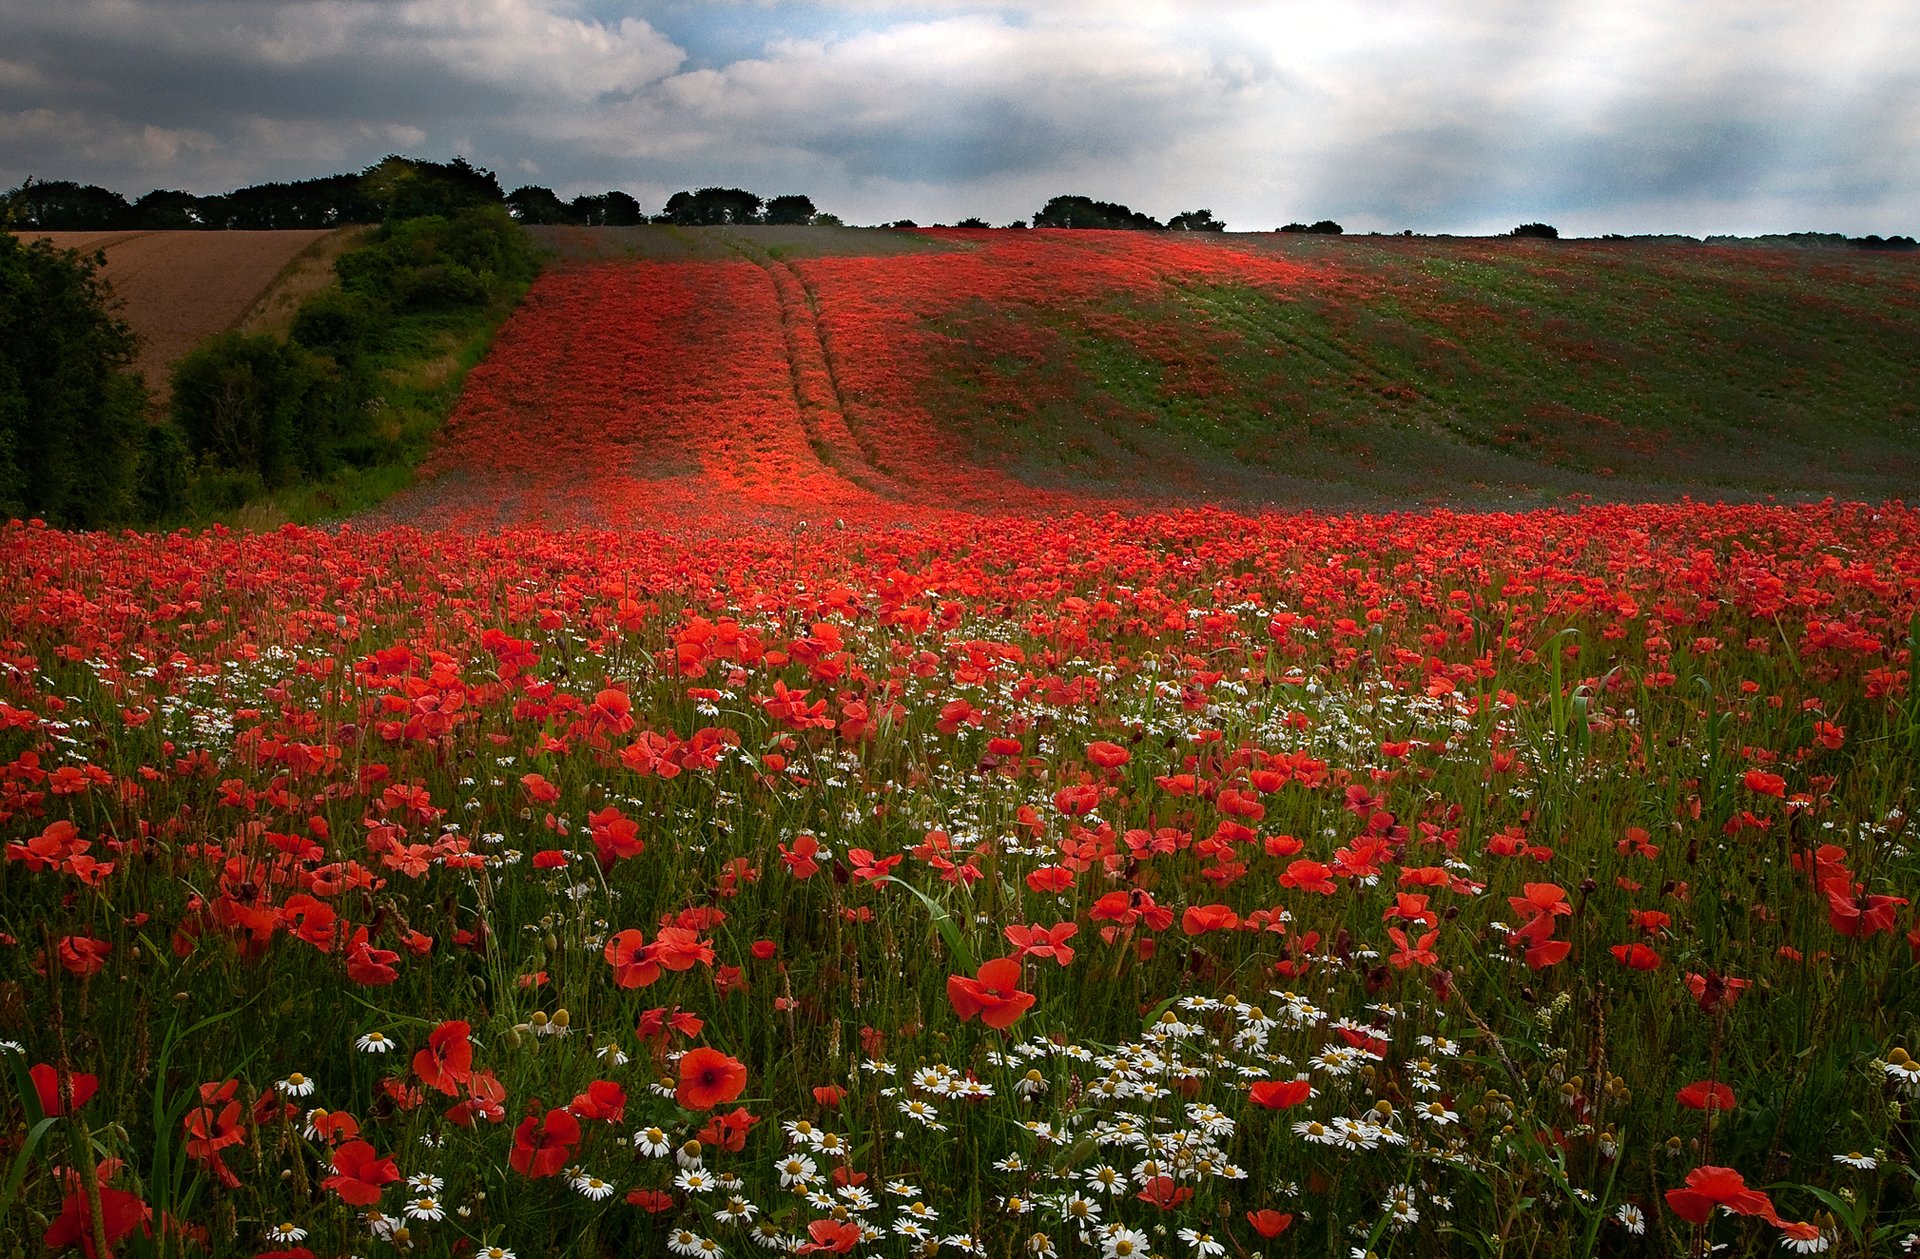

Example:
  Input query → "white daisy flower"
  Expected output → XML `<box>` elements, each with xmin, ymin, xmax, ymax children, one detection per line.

<box><xmin>574</xmin><ymin>1173</ymin><xmax>616</xmax><ymax>1200</ymax></box>
<box><xmin>355</xmin><ymin>1032</ymin><xmax>394</xmax><ymax>1054</ymax></box>
<box><xmin>1176</xmin><ymin>1228</ymin><xmax>1225</xmax><ymax>1257</ymax></box>
<box><xmin>405</xmin><ymin>1197</ymin><xmax>446</xmax><ymax>1222</ymax></box>
<box><xmin>265</xmin><ymin>1223</ymin><xmax>307</xmax><ymax>1243</ymax></box>
<box><xmin>277</xmin><ymin>1073</ymin><xmax>316</xmax><ymax>1098</ymax></box>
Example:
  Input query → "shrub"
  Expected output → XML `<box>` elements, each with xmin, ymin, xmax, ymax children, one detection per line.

<box><xmin>0</xmin><ymin>233</ymin><xmax>148</xmax><ymax>526</ymax></box>
<box><xmin>170</xmin><ymin>333</ymin><xmax>348</xmax><ymax>487</ymax></box>
<box><xmin>1512</xmin><ymin>222</ymin><xmax>1560</xmax><ymax>239</ymax></box>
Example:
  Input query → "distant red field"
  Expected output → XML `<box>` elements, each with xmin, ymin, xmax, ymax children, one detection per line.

<box><xmin>371</xmin><ymin>229</ymin><xmax>1920</xmax><ymax>529</ymax></box>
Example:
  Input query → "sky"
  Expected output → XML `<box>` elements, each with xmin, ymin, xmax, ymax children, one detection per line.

<box><xmin>2</xmin><ymin>0</ymin><xmax>1916</xmax><ymax>236</ymax></box>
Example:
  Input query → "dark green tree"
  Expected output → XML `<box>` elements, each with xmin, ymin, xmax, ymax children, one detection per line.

<box><xmin>361</xmin><ymin>156</ymin><xmax>504</xmax><ymax>222</ymax></box>
<box><xmin>170</xmin><ymin>333</ymin><xmax>345</xmax><ymax>488</ymax></box>
<box><xmin>0</xmin><ymin>233</ymin><xmax>147</xmax><ymax>526</ymax></box>
<box><xmin>1031</xmin><ymin>195</ymin><xmax>1163</xmax><ymax>230</ymax></box>
<box><xmin>662</xmin><ymin>188</ymin><xmax>764</xmax><ymax>226</ymax></box>
<box><xmin>1511</xmin><ymin>222</ymin><xmax>1559</xmax><ymax>239</ymax></box>
<box><xmin>1168</xmin><ymin>208</ymin><xmax>1225</xmax><ymax>231</ymax></box>
<box><xmin>506</xmin><ymin>185</ymin><xmax>579</xmax><ymax>224</ymax></box>
<box><xmin>764</xmin><ymin>194</ymin><xmax>818</xmax><ymax>226</ymax></box>
<box><xmin>2</xmin><ymin>178</ymin><xmax>136</xmax><ymax>230</ymax></box>
<box><xmin>133</xmin><ymin>189</ymin><xmax>212</xmax><ymax>229</ymax></box>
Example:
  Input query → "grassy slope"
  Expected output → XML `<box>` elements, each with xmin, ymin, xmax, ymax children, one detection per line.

<box><xmin>919</xmin><ymin>235</ymin><xmax>1920</xmax><ymax>507</ymax></box>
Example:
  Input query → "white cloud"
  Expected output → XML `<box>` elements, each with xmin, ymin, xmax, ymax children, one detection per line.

<box><xmin>1</xmin><ymin>0</ymin><xmax>1916</xmax><ymax>232</ymax></box>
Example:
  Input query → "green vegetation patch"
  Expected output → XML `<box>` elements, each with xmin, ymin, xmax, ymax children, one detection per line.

<box><xmin>923</xmin><ymin>241</ymin><xmax>1920</xmax><ymax>506</ymax></box>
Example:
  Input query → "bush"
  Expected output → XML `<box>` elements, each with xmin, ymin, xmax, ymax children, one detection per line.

<box><xmin>170</xmin><ymin>333</ymin><xmax>351</xmax><ymax>488</ymax></box>
<box><xmin>0</xmin><ymin>233</ymin><xmax>148</xmax><ymax>526</ymax></box>
<box><xmin>289</xmin><ymin>289</ymin><xmax>385</xmax><ymax>370</ymax></box>
<box><xmin>337</xmin><ymin>206</ymin><xmax>538</xmax><ymax>311</ymax></box>
<box><xmin>1512</xmin><ymin>222</ymin><xmax>1559</xmax><ymax>239</ymax></box>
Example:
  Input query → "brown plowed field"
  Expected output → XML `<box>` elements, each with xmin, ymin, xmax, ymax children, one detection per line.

<box><xmin>21</xmin><ymin>229</ymin><xmax>347</xmax><ymax>397</ymax></box>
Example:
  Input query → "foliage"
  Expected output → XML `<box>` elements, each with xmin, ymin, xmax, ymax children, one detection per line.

<box><xmin>571</xmin><ymin>191</ymin><xmax>646</xmax><ymax>226</ymax></box>
<box><xmin>0</xmin><ymin>231</ymin><xmax>149</xmax><ymax>526</ymax></box>
<box><xmin>169</xmin><ymin>332</ymin><xmax>353</xmax><ymax>488</ymax></box>
<box><xmin>764</xmin><ymin>194</ymin><xmax>818</xmax><ymax>226</ymax></box>
<box><xmin>505</xmin><ymin>184</ymin><xmax>577</xmax><ymax>225</ymax></box>
<box><xmin>1031</xmin><ymin>194</ymin><xmax>1164</xmax><ymax>230</ymax></box>
<box><xmin>0</xmin><ymin>177</ymin><xmax>138</xmax><ymax>229</ymax></box>
<box><xmin>662</xmin><ymin>187</ymin><xmax>766</xmax><ymax>226</ymax></box>
<box><xmin>1280</xmin><ymin>220</ymin><xmax>1344</xmax><ymax>235</ymax></box>
<box><xmin>1512</xmin><ymin>222</ymin><xmax>1560</xmax><ymax>239</ymax></box>
<box><xmin>1168</xmin><ymin>208</ymin><xmax>1226</xmax><ymax>231</ymax></box>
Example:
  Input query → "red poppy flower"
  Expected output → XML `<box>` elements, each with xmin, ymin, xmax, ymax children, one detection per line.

<box><xmin>676</xmin><ymin>1047</ymin><xmax>749</xmax><ymax>1111</ymax></box>
<box><xmin>1247</xmin><ymin>1209</ymin><xmax>1294</xmax><ymax>1238</ymax></box>
<box><xmin>1085</xmin><ymin>740</ymin><xmax>1130</xmax><ymax>769</ymax></box>
<box><xmin>568</xmin><ymin>1079</ymin><xmax>628</xmax><ymax>1123</ymax></box>
<box><xmin>43</xmin><ymin>1184</ymin><xmax>151</xmax><ymax>1259</ymax></box>
<box><xmin>1181</xmin><ymin>904</ymin><xmax>1240</xmax><ymax>934</ymax></box>
<box><xmin>1676</xmin><ymin>1081</ymin><xmax>1737</xmax><ymax>1111</ymax></box>
<box><xmin>798</xmin><ymin>1220</ymin><xmax>862</xmax><ymax>1254</ymax></box>
<box><xmin>1248</xmin><ymin>1079</ymin><xmax>1313</xmax><ymax>1109</ymax></box>
<box><xmin>1611</xmin><ymin>942</ymin><xmax>1663</xmax><ymax>970</ymax></box>
<box><xmin>1663</xmin><ymin>1164</ymin><xmax>1780</xmax><ymax>1225</ymax></box>
<box><xmin>509</xmin><ymin>1107</ymin><xmax>581</xmax><ymax>1178</ymax></box>
<box><xmin>55</xmin><ymin>935</ymin><xmax>111</xmax><ymax>979</ymax></box>
<box><xmin>1136</xmin><ymin>1175</ymin><xmax>1193</xmax><ymax>1209</ymax></box>
<box><xmin>1004</xmin><ymin>922</ymin><xmax>1078</xmax><ymax>966</ymax></box>
<box><xmin>322</xmin><ymin>1140</ymin><xmax>400</xmax><ymax>1205</ymax></box>
<box><xmin>30</xmin><ymin>1063</ymin><xmax>98</xmax><ymax>1115</ymax></box>
<box><xmin>626</xmin><ymin>1188</ymin><xmax>677</xmax><ymax>1212</ymax></box>
<box><xmin>946</xmin><ymin>956</ymin><xmax>1035</xmax><ymax>1030</ymax></box>
<box><xmin>412</xmin><ymin>1019</ymin><xmax>473</xmax><ymax>1095</ymax></box>
<box><xmin>697</xmin><ymin>1106</ymin><xmax>759</xmax><ymax>1152</ymax></box>
<box><xmin>604</xmin><ymin>928</ymin><xmax>661</xmax><ymax>988</ymax></box>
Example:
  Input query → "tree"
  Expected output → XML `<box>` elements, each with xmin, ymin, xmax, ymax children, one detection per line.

<box><xmin>569</xmin><ymin>191</ymin><xmax>644</xmax><ymax>226</ymax></box>
<box><xmin>1511</xmin><ymin>222</ymin><xmax>1559</xmax><ymax>239</ymax></box>
<box><xmin>1</xmin><ymin>178</ymin><xmax>136</xmax><ymax>230</ymax></box>
<box><xmin>1031</xmin><ymin>195</ymin><xmax>1162</xmax><ymax>230</ymax></box>
<box><xmin>764</xmin><ymin>194</ymin><xmax>817</xmax><ymax>226</ymax></box>
<box><xmin>1168</xmin><ymin>208</ymin><xmax>1225</xmax><ymax>232</ymax></box>
<box><xmin>506</xmin><ymin>185</ymin><xmax>578</xmax><ymax>225</ymax></box>
<box><xmin>133</xmin><ymin>189</ymin><xmax>211</xmax><ymax>229</ymax></box>
<box><xmin>0</xmin><ymin>233</ymin><xmax>148</xmax><ymax>526</ymax></box>
<box><xmin>1309</xmin><ymin>219</ymin><xmax>1344</xmax><ymax>235</ymax></box>
<box><xmin>361</xmin><ymin>156</ymin><xmax>504</xmax><ymax>222</ymax></box>
<box><xmin>662</xmin><ymin>188</ymin><xmax>764</xmax><ymax>226</ymax></box>
<box><xmin>954</xmin><ymin>217</ymin><xmax>990</xmax><ymax>229</ymax></box>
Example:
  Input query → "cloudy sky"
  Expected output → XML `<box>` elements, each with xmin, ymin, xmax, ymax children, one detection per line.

<box><xmin>2</xmin><ymin>0</ymin><xmax>1916</xmax><ymax>235</ymax></box>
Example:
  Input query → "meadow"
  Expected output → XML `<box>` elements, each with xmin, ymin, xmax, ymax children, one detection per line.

<box><xmin>3</xmin><ymin>229</ymin><xmax>1918</xmax><ymax>1259</ymax></box>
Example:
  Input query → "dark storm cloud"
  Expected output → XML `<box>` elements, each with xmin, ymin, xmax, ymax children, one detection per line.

<box><xmin>1</xmin><ymin>0</ymin><xmax>1915</xmax><ymax>233</ymax></box>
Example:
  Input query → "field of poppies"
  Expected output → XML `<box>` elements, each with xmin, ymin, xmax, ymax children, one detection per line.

<box><xmin>5</xmin><ymin>230</ymin><xmax>1920</xmax><ymax>1259</ymax></box>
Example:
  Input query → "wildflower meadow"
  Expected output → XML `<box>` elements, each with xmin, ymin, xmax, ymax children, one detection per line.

<box><xmin>3</xmin><ymin>232</ymin><xmax>1919</xmax><ymax>1259</ymax></box>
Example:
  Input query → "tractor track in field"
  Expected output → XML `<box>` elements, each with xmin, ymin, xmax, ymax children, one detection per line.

<box><xmin>720</xmin><ymin>234</ymin><xmax>907</xmax><ymax>500</ymax></box>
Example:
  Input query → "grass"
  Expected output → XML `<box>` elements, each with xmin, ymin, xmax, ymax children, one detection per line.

<box><xmin>1</xmin><ymin>504</ymin><xmax>1916</xmax><ymax>1258</ymax></box>
<box><xmin>922</xmin><ymin>237</ymin><xmax>1920</xmax><ymax>506</ymax></box>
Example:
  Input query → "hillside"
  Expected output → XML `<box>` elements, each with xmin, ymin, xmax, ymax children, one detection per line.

<box><xmin>20</xmin><ymin>228</ymin><xmax>355</xmax><ymax>397</ymax></box>
<box><xmin>370</xmin><ymin>228</ymin><xmax>1920</xmax><ymax>528</ymax></box>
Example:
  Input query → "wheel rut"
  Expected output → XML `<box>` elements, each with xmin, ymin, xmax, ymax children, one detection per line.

<box><xmin>720</xmin><ymin>233</ymin><xmax>906</xmax><ymax>499</ymax></box>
